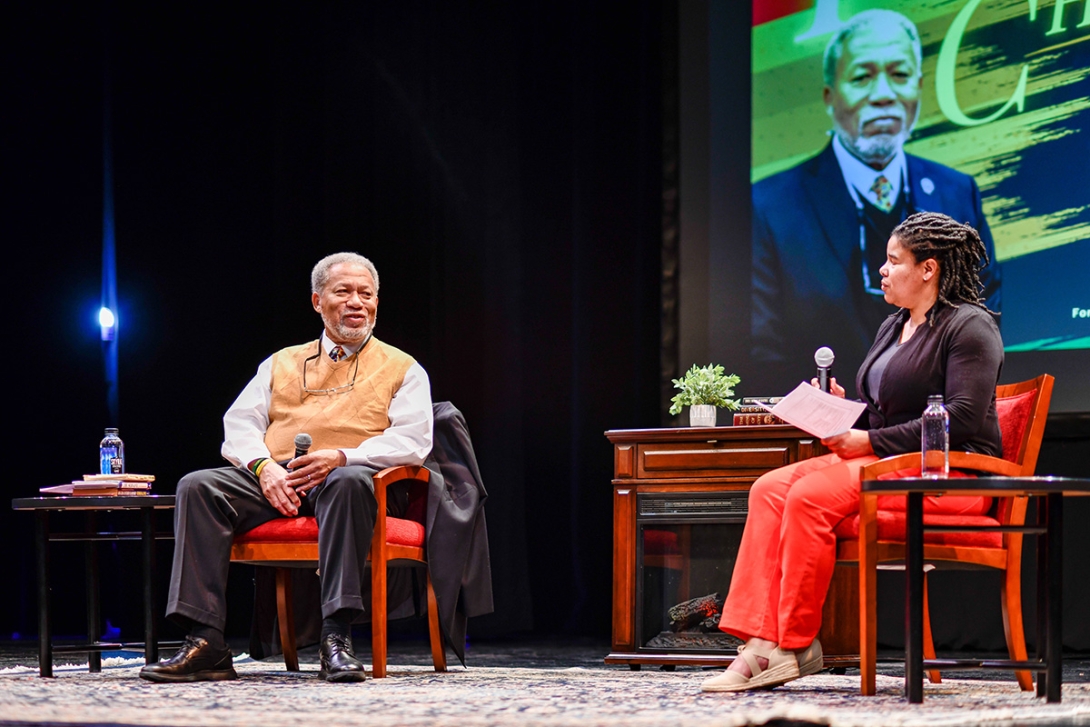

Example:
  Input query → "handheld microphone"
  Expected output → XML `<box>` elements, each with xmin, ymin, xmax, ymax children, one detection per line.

<box><xmin>814</xmin><ymin>347</ymin><xmax>835</xmax><ymax>393</ymax></box>
<box><xmin>291</xmin><ymin>433</ymin><xmax>312</xmax><ymax>470</ymax></box>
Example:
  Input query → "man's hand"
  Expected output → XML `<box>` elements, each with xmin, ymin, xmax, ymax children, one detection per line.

<box><xmin>820</xmin><ymin>429</ymin><xmax>874</xmax><ymax>459</ymax></box>
<box><xmin>285</xmin><ymin>449</ymin><xmax>347</xmax><ymax>496</ymax></box>
<box><xmin>810</xmin><ymin>376</ymin><xmax>846</xmax><ymax>398</ymax></box>
<box><xmin>258</xmin><ymin>461</ymin><xmax>302</xmax><ymax>516</ymax></box>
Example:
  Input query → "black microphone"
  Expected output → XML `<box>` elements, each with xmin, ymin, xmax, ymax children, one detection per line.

<box><xmin>815</xmin><ymin>347</ymin><xmax>835</xmax><ymax>393</ymax></box>
<box><xmin>291</xmin><ymin>433</ymin><xmax>312</xmax><ymax>470</ymax></box>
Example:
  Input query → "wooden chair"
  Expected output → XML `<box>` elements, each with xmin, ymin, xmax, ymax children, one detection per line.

<box><xmin>230</xmin><ymin>464</ymin><xmax>448</xmax><ymax>678</ymax></box>
<box><xmin>835</xmin><ymin>374</ymin><xmax>1054</xmax><ymax>695</ymax></box>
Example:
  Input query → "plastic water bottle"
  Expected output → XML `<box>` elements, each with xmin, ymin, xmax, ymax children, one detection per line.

<box><xmin>921</xmin><ymin>395</ymin><xmax>949</xmax><ymax>478</ymax></box>
<box><xmin>99</xmin><ymin>428</ymin><xmax>125</xmax><ymax>475</ymax></box>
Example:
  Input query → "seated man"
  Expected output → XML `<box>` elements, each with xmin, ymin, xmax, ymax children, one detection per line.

<box><xmin>140</xmin><ymin>252</ymin><xmax>432</xmax><ymax>684</ymax></box>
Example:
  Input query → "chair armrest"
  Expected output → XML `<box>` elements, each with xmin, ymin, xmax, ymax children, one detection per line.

<box><xmin>861</xmin><ymin>451</ymin><xmax>1021</xmax><ymax>481</ymax></box>
<box><xmin>372</xmin><ymin>466</ymin><xmax>430</xmax><ymax>545</ymax></box>
<box><xmin>860</xmin><ymin>453</ymin><xmax>919</xmax><ymax>481</ymax></box>
<box><xmin>373</xmin><ymin>464</ymin><xmax>430</xmax><ymax>491</ymax></box>
<box><xmin>948</xmin><ymin>452</ymin><xmax>1021</xmax><ymax>477</ymax></box>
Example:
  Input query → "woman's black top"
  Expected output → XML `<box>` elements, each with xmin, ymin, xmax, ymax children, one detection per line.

<box><xmin>854</xmin><ymin>302</ymin><xmax>1004</xmax><ymax>459</ymax></box>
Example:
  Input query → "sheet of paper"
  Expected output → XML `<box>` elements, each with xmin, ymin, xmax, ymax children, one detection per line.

<box><xmin>759</xmin><ymin>382</ymin><xmax>867</xmax><ymax>439</ymax></box>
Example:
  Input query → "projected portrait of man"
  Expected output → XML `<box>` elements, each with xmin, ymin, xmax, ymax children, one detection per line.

<box><xmin>751</xmin><ymin>8</ymin><xmax>1000</xmax><ymax>394</ymax></box>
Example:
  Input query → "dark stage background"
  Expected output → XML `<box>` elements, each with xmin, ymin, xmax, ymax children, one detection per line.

<box><xmin>3</xmin><ymin>0</ymin><xmax>663</xmax><ymax>644</ymax></box>
<box><xmin>3</xmin><ymin>0</ymin><xmax>1087</xmax><ymax>654</ymax></box>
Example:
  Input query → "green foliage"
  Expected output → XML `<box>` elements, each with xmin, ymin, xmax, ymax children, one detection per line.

<box><xmin>668</xmin><ymin>364</ymin><xmax>741</xmax><ymax>416</ymax></box>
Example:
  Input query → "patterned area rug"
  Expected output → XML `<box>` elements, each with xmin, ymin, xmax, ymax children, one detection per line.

<box><xmin>2</xmin><ymin>656</ymin><xmax>1089</xmax><ymax>727</ymax></box>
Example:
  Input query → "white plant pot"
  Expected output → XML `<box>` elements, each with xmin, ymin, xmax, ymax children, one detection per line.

<box><xmin>689</xmin><ymin>404</ymin><xmax>717</xmax><ymax>427</ymax></box>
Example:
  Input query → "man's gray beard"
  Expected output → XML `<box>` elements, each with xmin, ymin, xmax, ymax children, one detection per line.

<box><xmin>835</xmin><ymin>125</ymin><xmax>910</xmax><ymax>167</ymax></box>
<box><xmin>833</xmin><ymin>100</ymin><xmax>919</xmax><ymax>168</ymax></box>
<box><xmin>324</xmin><ymin>313</ymin><xmax>373</xmax><ymax>343</ymax></box>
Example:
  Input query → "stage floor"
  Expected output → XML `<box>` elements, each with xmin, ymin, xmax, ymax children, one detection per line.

<box><xmin>2</xmin><ymin>639</ymin><xmax>1089</xmax><ymax>727</ymax></box>
<box><xmin>1</xmin><ymin>637</ymin><xmax>1087</xmax><ymax>681</ymax></box>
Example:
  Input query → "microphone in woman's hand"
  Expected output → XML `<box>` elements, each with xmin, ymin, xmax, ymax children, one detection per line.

<box><xmin>814</xmin><ymin>347</ymin><xmax>835</xmax><ymax>393</ymax></box>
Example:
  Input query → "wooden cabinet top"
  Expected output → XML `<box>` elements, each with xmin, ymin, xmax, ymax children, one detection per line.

<box><xmin>605</xmin><ymin>425</ymin><xmax>813</xmax><ymax>444</ymax></box>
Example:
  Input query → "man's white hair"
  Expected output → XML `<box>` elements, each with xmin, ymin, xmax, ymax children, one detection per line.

<box><xmin>822</xmin><ymin>9</ymin><xmax>922</xmax><ymax>87</ymax></box>
<box><xmin>311</xmin><ymin>252</ymin><xmax>380</xmax><ymax>295</ymax></box>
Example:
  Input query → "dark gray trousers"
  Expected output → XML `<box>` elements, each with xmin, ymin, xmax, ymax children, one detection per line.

<box><xmin>166</xmin><ymin>464</ymin><xmax>407</xmax><ymax>631</ymax></box>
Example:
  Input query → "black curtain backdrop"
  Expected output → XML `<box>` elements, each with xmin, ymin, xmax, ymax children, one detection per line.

<box><xmin>3</xmin><ymin>1</ymin><xmax>662</xmax><ymax>642</ymax></box>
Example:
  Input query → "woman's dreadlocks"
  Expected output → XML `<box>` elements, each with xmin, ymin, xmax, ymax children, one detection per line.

<box><xmin>890</xmin><ymin>211</ymin><xmax>995</xmax><ymax>322</ymax></box>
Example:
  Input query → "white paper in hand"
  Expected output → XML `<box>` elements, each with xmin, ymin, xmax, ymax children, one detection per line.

<box><xmin>759</xmin><ymin>382</ymin><xmax>867</xmax><ymax>439</ymax></box>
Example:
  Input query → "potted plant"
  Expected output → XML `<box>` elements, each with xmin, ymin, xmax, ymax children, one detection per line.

<box><xmin>669</xmin><ymin>364</ymin><xmax>741</xmax><ymax>427</ymax></box>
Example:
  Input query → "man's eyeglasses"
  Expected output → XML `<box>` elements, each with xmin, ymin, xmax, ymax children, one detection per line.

<box><xmin>302</xmin><ymin>343</ymin><xmax>361</xmax><ymax>395</ymax></box>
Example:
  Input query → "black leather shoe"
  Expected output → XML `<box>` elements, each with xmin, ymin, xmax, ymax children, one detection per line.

<box><xmin>139</xmin><ymin>636</ymin><xmax>238</xmax><ymax>683</ymax></box>
<box><xmin>318</xmin><ymin>634</ymin><xmax>367</xmax><ymax>682</ymax></box>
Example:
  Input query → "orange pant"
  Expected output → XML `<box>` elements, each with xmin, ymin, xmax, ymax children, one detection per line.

<box><xmin>718</xmin><ymin>453</ymin><xmax>876</xmax><ymax>650</ymax></box>
<box><xmin>719</xmin><ymin>453</ymin><xmax>990</xmax><ymax>649</ymax></box>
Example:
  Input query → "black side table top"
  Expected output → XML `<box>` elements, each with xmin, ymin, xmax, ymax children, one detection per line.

<box><xmin>861</xmin><ymin>475</ymin><xmax>1090</xmax><ymax>496</ymax></box>
<box><xmin>12</xmin><ymin>494</ymin><xmax>176</xmax><ymax>511</ymax></box>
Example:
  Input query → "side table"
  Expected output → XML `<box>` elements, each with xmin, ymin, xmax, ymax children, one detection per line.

<box><xmin>860</xmin><ymin>476</ymin><xmax>1090</xmax><ymax>703</ymax></box>
<box><xmin>11</xmin><ymin>495</ymin><xmax>177</xmax><ymax>677</ymax></box>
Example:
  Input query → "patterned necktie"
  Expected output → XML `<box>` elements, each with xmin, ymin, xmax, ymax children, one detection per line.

<box><xmin>870</xmin><ymin>175</ymin><xmax>894</xmax><ymax>213</ymax></box>
<box><xmin>329</xmin><ymin>345</ymin><xmax>347</xmax><ymax>362</ymax></box>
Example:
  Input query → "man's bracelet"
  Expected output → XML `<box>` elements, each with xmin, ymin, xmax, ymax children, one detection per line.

<box><xmin>249</xmin><ymin>458</ymin><xmax>271</xmax><ymax>478</ymax></box>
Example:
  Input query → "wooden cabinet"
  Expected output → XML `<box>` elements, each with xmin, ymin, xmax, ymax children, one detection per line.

<box><xmin>606</xmin><ymin>425</ymin><xmax>858</xmax><ymax>669</ymax></box>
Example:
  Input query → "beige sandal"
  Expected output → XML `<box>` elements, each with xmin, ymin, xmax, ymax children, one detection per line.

<box><xmin>701</xmin><ymin>642</ymin><xmax>801</xmax><ymax>693</ymax></box>
<box><xmin>797</xmin><ymin>638</ymin><xmax>824</xmax><ymax>678</ymax></box>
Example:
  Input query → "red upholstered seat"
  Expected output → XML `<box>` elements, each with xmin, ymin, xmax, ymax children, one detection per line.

<box><xmin>833</xmin><ymin>511</ymin><xmax>1002</xmax><ymax>549</ymax></box>
<box><xmin>235</xmin><ymin>515</ymin><xmax>425</xmax><ymax>548</ymax></box>
<box><xmin>834</xmin><ymin>469</ymin><xmax>993</xmax><ymax>545</ymax></box>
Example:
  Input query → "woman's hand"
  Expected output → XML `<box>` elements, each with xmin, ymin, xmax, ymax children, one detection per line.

<box><xmin>820</xmin><ymin>429</ymin><xmax>874</xmax><ymax>459</ymax></box>
<box><xmin>810</xmin><ymin>376</ymin><xmax>846</xmax><ymax>398</ymax></box>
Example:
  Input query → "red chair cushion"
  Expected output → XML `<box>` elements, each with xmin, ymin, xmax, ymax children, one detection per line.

<box><xmin>235</xmin><ymin>516</ymin><xmax>425</xmax><ymax>548</ymax></box>
<box><xmin>834</xmin><ymin>511</ymin><xmax>1003</xmax><ymax>549</ymax></box>
<box><xmin>872</xmin><ymin>468</ymin><xmax>992</xmax><ymax>516</ymax></box>
<box><xmin>996</xmin><ymin>389</ymin><xmax>1035</xmax><ymax>464</ymax></box>
<box><xmin>644</xmin><ymin>529</ymin><xmax>680</xmax><ymax>556</ymax></box>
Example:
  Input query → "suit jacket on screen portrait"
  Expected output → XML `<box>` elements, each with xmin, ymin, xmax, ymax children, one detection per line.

<box><xmin>751</xmin><ymin>142</ymin><xmax>1001</xmax><ymax>396</ymax></box>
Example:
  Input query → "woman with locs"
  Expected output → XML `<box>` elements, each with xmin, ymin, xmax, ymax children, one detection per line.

<box><xmin>703</xmin><ymin>211</ymin><xmax>1003</xmax><ymax>692</ymax></box>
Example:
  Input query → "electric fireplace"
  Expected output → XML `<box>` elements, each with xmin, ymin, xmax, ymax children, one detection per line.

<box><xmin>637</xmin><ymin>492</ymin><xmax>747</xmax><ymax>654</ymax></box>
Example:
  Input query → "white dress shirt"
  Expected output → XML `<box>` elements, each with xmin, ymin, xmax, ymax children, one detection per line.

<box><xmin>832</xmin><ymin>134</ymin><xmax>906</xmax><ymax>211</ymax></box>
<box><xmin>221</xmin><ymin>333</ymin><xmax>433</xmax><ymax>470</ymax></box>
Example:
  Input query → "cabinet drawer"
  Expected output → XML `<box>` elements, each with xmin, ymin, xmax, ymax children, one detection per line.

<box><xmin>636</xmin><ymin>442</ymin><xmax>791</xmax><ymax>478</ymax></box>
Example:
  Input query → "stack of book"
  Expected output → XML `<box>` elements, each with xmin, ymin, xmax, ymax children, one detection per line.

<box><xmin>40</xmin><ymin>474</ymin><xmax>155</xmax><ymax>496</ymax></box>
<box><xmin>733</xmin><ymin>397</ymin><xmax>785</xmax><ymax>426</ymax></box>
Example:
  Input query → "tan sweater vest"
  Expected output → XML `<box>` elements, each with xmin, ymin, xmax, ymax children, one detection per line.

<box><xmin>264</xmin><ymin>337</ymin><xmax>415</xmax><ymax>461</ymax></box>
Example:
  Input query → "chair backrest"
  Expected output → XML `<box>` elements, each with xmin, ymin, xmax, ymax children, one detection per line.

<box><xmin>991</xmin><ymin>374</ymin><xmax>1053</xmax><ymax>532</ymax></box>
<box><xmin>994</xmin><ymin>373</ymin><xmax>1054</xmax><ymax>476</ymax></box>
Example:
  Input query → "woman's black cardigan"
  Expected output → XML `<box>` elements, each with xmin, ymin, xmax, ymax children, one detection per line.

<box><xmin>854</xmin><ymin>301</ymin><xmax>1004</xmax><ymax>459</ymax></box>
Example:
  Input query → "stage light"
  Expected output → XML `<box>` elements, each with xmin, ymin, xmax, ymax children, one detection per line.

<box><xmin>99</xmin><ymin>306</ymin><xmax>116</xmax><ymax>341</ymax></box>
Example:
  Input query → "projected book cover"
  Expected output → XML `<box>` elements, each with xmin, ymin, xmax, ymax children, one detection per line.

<box><xmin>750</xmin><ymin>0</ymin><xmax>1089</xmax><ymax>356</ymax></box>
